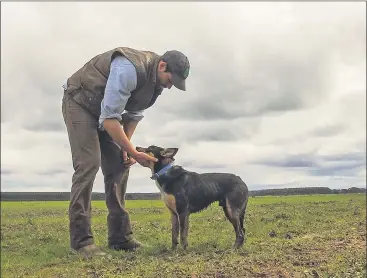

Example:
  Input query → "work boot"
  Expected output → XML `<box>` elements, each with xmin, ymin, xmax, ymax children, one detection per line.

<box><xmin>75</xmin><ymin>244</ymin><xmax>107</xmax><ymax>257</ymax></box>
<box><xmin>109</xmin><ymin>238</ymin><xmax>148</xmax><ymax>251</ymax></box>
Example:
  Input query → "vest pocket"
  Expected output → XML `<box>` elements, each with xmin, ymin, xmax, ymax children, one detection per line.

<box><xmin>71</xmin><ymin>88</ymin><xmax>103</xmax><ymax>119</ymax></box>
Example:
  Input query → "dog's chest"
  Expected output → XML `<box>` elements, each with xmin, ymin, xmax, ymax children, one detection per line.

<box><xmin>154</xmin><ymin>180</ymin><xmax>177</xmax><ymax>214</ymax></box>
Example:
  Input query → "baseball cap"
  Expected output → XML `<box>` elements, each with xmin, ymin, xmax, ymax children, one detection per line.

<box><xmin>161</xmin><ymin>50</ymin><xmax>190</xmax><ymax>91</ymax></box>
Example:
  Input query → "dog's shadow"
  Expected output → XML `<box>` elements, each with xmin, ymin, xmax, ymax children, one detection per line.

<box><xmin>188</xmin><ymin>242</ymin><xmax>249</xmax><ymax>257</ymax></box>
<box><xmin>140</xmin><ymin>242</ymin><xmax>249</xmax><ymax>258</ymax></box>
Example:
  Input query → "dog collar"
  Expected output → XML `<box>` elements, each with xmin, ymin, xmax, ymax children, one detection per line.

<box><xmin>150</xmin><ymin>163</ymin><xmax>174</xmax><ymax>180</ymax></box>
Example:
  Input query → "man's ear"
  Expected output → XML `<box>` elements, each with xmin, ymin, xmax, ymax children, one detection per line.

<box><xmin>158</xmin><ymin>60</ymin><xmax>167</xmax><ymax>72</ymax></box>
<box><xmin>160</xmin><ymin>148</ymin><xmax>179</xmax><ymax>158</ymax></box>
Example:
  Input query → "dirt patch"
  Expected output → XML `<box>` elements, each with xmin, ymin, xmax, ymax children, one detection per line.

<box><xmin>332</xmin><ymin>236</ymin><xmax>366</xmax><ymax>250</ymax></box>
<box><xmin>292</xmin><ymin>260</ymin><xmax>325</xmax><ymax>267</ymax></box>
<box><xmin>285</xmin><ymin>232</ymin><xmax>293</xmax><ymax>239</ymax></box>
<box><xmin>274</xmin><ymin>213</ymin><xmax>292</xmax><ymax>220</ymax></box>
<box><xmin>129</xmin><ymin>208</ymin><xmax>165</xmax><ymax>214</ymax></box>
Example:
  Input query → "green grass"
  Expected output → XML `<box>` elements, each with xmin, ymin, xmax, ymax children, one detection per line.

<box><xmin>1</xmin><ymin>194</ymin><xmax>366</xmax><ymax>278</ymax></box>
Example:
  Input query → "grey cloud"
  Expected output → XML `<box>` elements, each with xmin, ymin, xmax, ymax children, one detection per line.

<box><xmin>2</xmin><ymin>2</ymin><xmax>365</xmax><ymax>129</ymax></box>
<box><xmin>23</xmin><ymin>120</ymin><xmax>65</xmax><ymax>132</ymax></box>
<box><xmin>155</xmin><ymin>118</ymin><xmax>260</xmax><ymax>144</ymax></box>
<box><xmin>310</xmin><ymin>124</ymin><xmax>347</xmax><ymax>138</ymax></box>
<box><xmin>309</xmin><ymin>151</ymin><xmax>365</xmax><ymax>177</ymax></box>
<box><xmin>163</xmin><ymin>102</ymin><xmax>248</xmax><ymax>121</ymax></box>
<box><xmin>264</xmin><ymin>123</ymin><xmax>348</xmax><ymax>146</ymax></box>
<box><xmin>309</xmin><ymin>163</ymin><xmax>364</xmax><ymax>177</ymax></box>
<box><xmin>320</xmin><ymin>152</ymin><xmax>366</xmax><ymax>164</ymax></box>
<box><xmin>36</xmin><ymin>169</ymin><xmax>68</xmax><ymax>176</ymax></box>
<box><xmin>162</xmin><ymin>55</ymin><xmax>323</xmax><ymax>122</ymax></box>
<box><xmin>188</xmin><ymin>131</ymin><xmax>236</xmax><ymax>143</ymax></box>
<box><xmin>184</xmin><ymin>124</ymin><xmax>240</xmax><ymax>143</ymax></box>
<box><xmin>313</xmin><ymin>152</ymin><xmax>366</xmax><ymax>177</ymax></box>
<box><xmin>1</xmin><ymin>168</ymin><xmax>15</xmax><ymax>175</ymax></box>
<box><xmin>255</xmin><ymin>153</ymin><xmax>318</xmax><ymax>168</ymax></box>
<box><xmin>161</xmin><ymin>30</ymin><xmax>344</xmax><ymax>121</ymax></box>
<box><xmin>269</xmin><ymin>120</ymin><xmax>358</xmax><ymax>146</ymax></box>
<box><xmin>180</xmin><ymin>161</ymin><xmax>228</xmax><ymax>170</ymax></box>
<box><xmin>253</xmin><ymin>151</ymin><xmax>366</xmax><ymax>178</ymax></box>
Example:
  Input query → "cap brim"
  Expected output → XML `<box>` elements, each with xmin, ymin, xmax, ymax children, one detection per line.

<box><xmin>172</xmin><ymin>73</ymin><xmax>186</xmax><ymax>91</ymax></box>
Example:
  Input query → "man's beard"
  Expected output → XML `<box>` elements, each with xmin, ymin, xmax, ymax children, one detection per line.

<box><xmin>155</xmin><ymin>73</ymin><xmax>165</xmax><ymax>90</ymax></box>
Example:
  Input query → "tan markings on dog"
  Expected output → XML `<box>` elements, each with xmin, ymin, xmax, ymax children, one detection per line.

<box><xmin>225</xmin><ymin>198</ymin><xmax>233</xmax><ymax>219</ymax></box>
<box><xmin>163</xmin><ymin>194</ymin><xmax>177</xmax><ymax>214</ymax></box>
<box><xmin>152</xmin><ymin>172</ymin><xmax>178</xmax><ymax>214</ymax></box>
<box><xmin>147</xmin><ymin>152</ymin><xmax>156</xmax><ymax>171</ymax></box>
<box><xmin>162</xmin><ymin>157</ymin><xmax>172</xmax><ymax>164</ymax></box>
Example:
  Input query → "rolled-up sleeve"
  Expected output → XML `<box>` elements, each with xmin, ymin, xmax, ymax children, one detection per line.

<box><xmin>98</xmin><ymin>56</ymin><xmax>145</xmax><ymax>130</ymax></box>
<box><xmin>123</xmin><ymin>110</ymin><xmax>145</xmax><ymax>122</ymax></box>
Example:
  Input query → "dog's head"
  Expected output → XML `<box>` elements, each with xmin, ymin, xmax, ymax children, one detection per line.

<box><xmin>136</xmin><ymin>145</ymin><xmax>179</xmax><ymax>173</ymax></box>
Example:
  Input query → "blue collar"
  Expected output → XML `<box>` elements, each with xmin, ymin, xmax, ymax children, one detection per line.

<box><xmin>150</xmin><ymin>163</ymin><xmax>174</xmax><ymax>180</ymax></box>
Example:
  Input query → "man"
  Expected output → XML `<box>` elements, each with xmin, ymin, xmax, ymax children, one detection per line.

<box><xmin>61</xmin><ymin>47</ymin><xmax>190</xmax><ymax>257</ymax></box>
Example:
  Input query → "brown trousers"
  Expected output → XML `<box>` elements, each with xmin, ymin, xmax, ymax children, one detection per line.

<box><xmin>62</xmin><ymin>92</ymin><xmax>133</xmax><ymax>250</ymax></box>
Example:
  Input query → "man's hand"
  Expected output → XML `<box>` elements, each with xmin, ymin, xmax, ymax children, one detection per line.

<box><xmin>123</xmin><ymin>150</ymin><xmax>156</xmax><ymax>168</ymax></box>
<box><xmin>130</xmin><ymin>151</ymin><xmax>157</xmax><ymax>167</ymax></box>
<box><xmin>103</xmin><ymin>118</ymin><xmax>157</xmax><ymax>168</ymax></box>
<box><xmin>122</xmin><ymin>150</ymin><xmax>136</xmax><ymax>167</ymax></box>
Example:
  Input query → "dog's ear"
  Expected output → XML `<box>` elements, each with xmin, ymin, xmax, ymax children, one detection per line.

<box><xmin>160</xmin><ymin>148</ymin><xmax>179</xmax><ymax>158</ymax></box>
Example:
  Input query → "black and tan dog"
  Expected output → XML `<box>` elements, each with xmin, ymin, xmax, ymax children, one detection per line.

<box><xmin>136</xmin><ymin>145</ymin><xmax>249</xmax><ymax>250</ymax></box>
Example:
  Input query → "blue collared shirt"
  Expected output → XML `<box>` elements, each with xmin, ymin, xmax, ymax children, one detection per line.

<box><xmin>63</xmin><ymin>56</ymin><xmax>145</xmax><ymax>130</ymax></box>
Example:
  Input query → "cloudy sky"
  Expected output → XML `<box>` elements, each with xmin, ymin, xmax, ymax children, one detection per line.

<box><xmin>1</xmin><ymin>2</ymin><xmax>366</xmax><ymax>193</ymax></box>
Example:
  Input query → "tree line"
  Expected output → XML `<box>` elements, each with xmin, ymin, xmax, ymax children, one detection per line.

<box><xmin>248</xmin><ymin>186</ymin><xmax>366</xmax><ymax>196</ymax></box>
<box><xmin>1</xmin><ymin>187</ymin><xmax>365</xmax><ymax>201</ymax></box>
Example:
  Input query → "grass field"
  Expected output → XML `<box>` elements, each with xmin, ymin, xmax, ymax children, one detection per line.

<box><xmin>1</xmin><ymin>194</ymin><xmax>366</xmax><ymax>278</ymax></box>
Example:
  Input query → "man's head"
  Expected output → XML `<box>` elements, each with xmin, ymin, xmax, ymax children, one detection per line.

<box><xmin>157</xmin><ymin>50</ymin><xmax>190</xmax><ymax>91</ymax></box>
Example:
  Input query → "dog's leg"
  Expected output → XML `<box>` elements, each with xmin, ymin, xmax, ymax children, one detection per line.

<box><xmin>223</xmin><ymin>204</ymin><xmax>244</xmax><ymax>247</ymax></box>
<box><xmin>162</xmin><ymin>193</ymin><xmax>180</xmax><ymax>249</ymax></box>
<box><xmin>231</xmin><ymin>217</ymin><xmax>243</xmax><ymax>249</ymax></box>
<box><xmin>170</xmin><ymin>212</ymin><xmax>179</xmax><ymax>250</ymax></box>
<box><xmin>239</xmin><ymin>199</ymin><xmax>248</xmax><ymax>237</ymax></box>
<box><xmin>225</xmin><ymin>197</ymin><xmax>245</xmax><ymax>249</ymax></box>
<box><xmin>240</xmin><ymin>213</ymin><xmax>245</xmax><ymax>235</ymax></box>
<box><xmin>178</xmin><ymin>211</ymin><xmax>189</xmax><ymax>249</ymax></box>
<box><xmin>222</xmin><ymin>203</ymin><xmax>230</xmax><ymax>221</ymax></box>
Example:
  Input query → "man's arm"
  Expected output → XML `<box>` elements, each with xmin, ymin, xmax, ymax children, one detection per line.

<box><xmin>121</xmin><ymin>110</ymin><xmax>145</xmax><ymax>140</ymax></box>
<box><xmin>119</xmin><ymin>113</ymin><xmax>142</xmax><ymax>166</ymax></box>
<box><xmin>99</xmin><ymin>56</ymin><xmax>156</xmax><ymax>165</ymax></box>
<box><xmin>122</xmin><ymin>117</ymin><xmax>139</xmax><ymax>140</ymax></box>
<box><xmin>103</xmin><ymin>119</ymin><xmax>136</xmax><ymax>155</ymax></box>
<box><xmin>99</xmin><ymin>56</ymin><xmax>139</xmax><ymax>154</ymax></box>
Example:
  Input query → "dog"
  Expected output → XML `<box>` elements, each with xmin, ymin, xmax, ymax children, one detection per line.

<box><xmin>136</xmin><ymin>145</ymin><xmax>249</xmax><ymax>250</ymax></box>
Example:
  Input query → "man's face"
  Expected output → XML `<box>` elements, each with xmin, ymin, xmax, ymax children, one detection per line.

<box><xmin>157</xmin><ymin>61</ymin><xmax>173</xmax><ymax>89</ymax></box>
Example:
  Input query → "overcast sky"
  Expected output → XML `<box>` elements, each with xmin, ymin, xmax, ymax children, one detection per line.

<box><xmin>1</xmin><ymin>2</ymin><xmax>366</xmax><ymax>193</ymax></box>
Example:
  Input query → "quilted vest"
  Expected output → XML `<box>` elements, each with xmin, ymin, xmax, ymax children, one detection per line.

<box><xmin>64</xmin><ymin>47</ymin><xmax>164</xmax><ymax>119</ymax></box>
